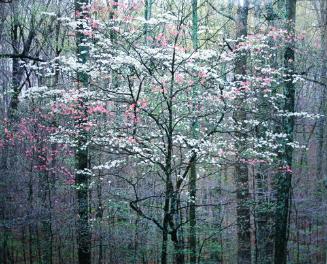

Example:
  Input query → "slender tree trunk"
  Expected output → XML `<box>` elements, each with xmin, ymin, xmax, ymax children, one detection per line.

<box><xmin>9</xmin><ymin>2</ymin><xmax>35</xmax><ymax>117</ymax></box>
<box><xmin>234</xmin><ymin>1</ymin><xmax>251</xmax><ymax>264</ymax></box>
<box><xmin>161</xmin><ymin>217</ymin><xmax>169</xmax><ymax>264</ymax></box>
<box><xmin>161</xmin><ymin>138</ymin><xmax>172</xmax><ymax>264</ymax></box>
<box><xmin>189</xmin><ymin>1</ymin><xmax>199</xmax><ymax>263</ymax></box>
<box><xmin>96</xmin><ymin>167</ymin><xmax>104</xmax><ymax>264</ymax></box>
<box><xmin>314</xmin><ymin>1</ymin><xmax>327</xmax><ymax>262</ymax></box>
<box><xmin>320</xmin><ymin>22</ymin><xmax>327</xmax><ymax>264</ymax></box>
<box><xmin>39</xmin><ymin>166</ymin><xmax>53</xmax><ymax>264</ymax></box>
<box><xmin>1</xmin><ymin>7</ymin><xmax>25</xmax><ymax>264</ymax></box>
<box><xmin>74</xmin><ymin>1</ymin><xmax>91</xmax><ymax>264</ymax></box>
<box><xmin>315</xmin><ymin>0</ymin><xmax>327</xmax><ymax>190</ymax></box>
<box><xmin>161</xmin><ymin>165</ymin><xmax>172</xmax><ymax>264</ymax></box>
<box><xmin>109</xmin><ymin>0</ymin><xmax>118</xmax><ymax>40</ymax></box>
<box><xmin>255</xmin><ymin>172</ymin><xmax>273</xmax><ymax>264</ymax></box>
<box><xmin>274</xmin><ymin>1</ymin><xmax>296</xmax><ymax>263</ymax></box>
<box><xmin>169</xmin><ymin>188</ymin><xmax>184</xmax><ymax>264</ymax></box>
<box><xmin>144</xmin><ymin>0</ymin><xmax>153</xmax><ymax>42</ymax></box>
<box><xmin>9</xmin><ymin>13</ymin><xmax>23</xmax><ymax>116</ymax></box>
<box><xmin>27</xmin><ymin>154</ymin><xmax>35</xmax><ymax>264</ymax></box>
<box><xmin>161</xmin><ymin>83</ymin><xmax>174</xmax><ymax>264</ymax></box>
<box><xmin>171</xmin><ymin>229</ymin><xmax>185</xmax><ymax>264</ymax></box>
<box><xmin>254</xmin><ymin>3</ymin><xmax>275</xmax><ymax>263</ymax></box>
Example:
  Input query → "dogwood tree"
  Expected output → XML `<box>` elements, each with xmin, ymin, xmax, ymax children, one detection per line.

<box><xmin>26</xmin><ymin>2</ymin><xmax>312</xmax><ymax>263</ymax></box>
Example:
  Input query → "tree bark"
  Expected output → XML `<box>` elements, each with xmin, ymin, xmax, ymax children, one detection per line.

<box><xmin>314</xmin><ymin>0</ymin><xmax>327</xmax><ymax>262</ymax></box>
<box><xmin>274</xmin><ymin>1</ymin><xmax>296</xmax><ymax>263</ymax></box>
<box><xmin>315</xmin><ymin>0</ymin><xmax>327</xmax><ymax>190</ymax></box>
<box><xmin>161</xmin><ymin>99</ymin><xmax>173</xmax><ymax>264</ymax></box>
<box><xmin>189</xmin><ymin>1</ymin><xmax>199</xmax><ymax>263</ymax></box>
<box><xmin>74</xmin><ymin>1</ymin><xmax>91</xmax><ymax>264</ymax></box>
<box><xmin>9</xmin><ymin>13</ymin><xmax>24</xmax><ymax>117</ymax></box>
<box><xmin>234</xmin><ymin>1</ymin><xmax>251</xmax><ymax>264</ymax></box>
<box><xmin>144</xmin><ymin>0</ymin><xmax>153</xmax><ymax>43</ymax></box>
<box><xmin>9</xmin><ymin>2</ymin><xmax>36</xmax><ymax>117</ymax></box>
<box><xmin>254</xmin><ymin>3</ymin><xmax>276</xmax><ymax>263</ymax></box>
<box><xmin>38</xmin><ymin>154</ymin><xmax>53</xmax><ymax>264</ymax></box>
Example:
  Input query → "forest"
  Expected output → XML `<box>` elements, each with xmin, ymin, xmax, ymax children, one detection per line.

<box><xmin>0</xmin><ymin>0</ymin><xmax>326</xmax><ymax>263</ymax></box>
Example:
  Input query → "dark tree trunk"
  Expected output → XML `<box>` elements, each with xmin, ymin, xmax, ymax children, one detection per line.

<box><xmin>39</xmin><ymin>163</ymin><xmax>53</xmax><ymax>264</ymax></box>
<box><xmin>161</xmin><ymin>167</ymin><xmax>173</xmax><ymax>264</ymax></box>
<box><xmin>9</xmin><ymin>4</ymin><xmax>36</xmax><ymax>117</ymax></box>
<box><xmin>315</xmin><ymin>0</ymin><xmax>327</xmax><ymax>189</ymax></box>
<box><xmin>161</xmin><ymin>219</ymin><xmax>169</xmax><ymax>264</ymax></box>
<box><xmin>171</xmin><ymin>229</ymin><xmax>185</xmax><ymax>264</ymax></box>
<box><xmin>274</xmin><ymin>1</ymin><xmax>296</xmax><ymax>263</ymax></box>
<box><xmin>74</xmin><ymin>1</ymin><xmax>91</xmax><ymax>264</ymax></box>
<box><xmin>96</xmin><ymin>171</ymin><xmax>104</xmax><ymax>264</ymax></box>
<box><xmin>254</xmin><ymin>3</ymin><xmax>276</xmax><ymax>264</ymax></box>
<box><xmin>9</xmin><ymin>16</ymin><xmax>23</xmax><ymax>116</ymax></box>
<box><xmin>189</xmin><ymin>1</ymin><xmax>199</xmax><ymax>263</ymax></box>
<box><xmin>234</xmin><ymin>1</ymin><xmax>251</xmax><ymax>264</ymax></box>
<box><xmin>315</xmin><ymin>2</ymin><xmax>327</xmax><ymax>262</ymax></box>
<box><xmin>144</xmin><ymin>0</ymin><xmax>153</xmax><ymax>42</ymax></box>
<box><xmin>161</xmin><ymin>103</ymin><xmax>173</xmax><ymax>264</ymax></box>
<box><xmin>255</xmin><ymin>173</ymin><xmax>274</xmax><ymax>264</ymax></box>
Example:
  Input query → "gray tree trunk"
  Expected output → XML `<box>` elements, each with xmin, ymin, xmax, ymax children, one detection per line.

<box><xmin>74</xmin><ymin>1</ymin><xmax>91</xmax><ymax>263</ymax></box>
<box><xmin>274</xmin><ymin>1</ymin><xmax>296</xmax><ymax>263</ymax></box>
<box><xmin>189</xmin><ymin>1</ymin><xmax>199</xmax><ymax>263</ymax></box>
<box><xmin>234</xmin><ymin>1</ymin><xmax>251</xmax><ymax>263</ymax></box>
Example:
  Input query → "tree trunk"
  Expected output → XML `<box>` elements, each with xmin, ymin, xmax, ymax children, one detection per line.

<box><xmin>315</xmin><ymin>0</ymin><xmax>327</xmax><ymax>191</ymax></box>
<box><xmin>9</xmin><ymin>10</ymin><xmax>24</xmax><ymax>116</ymax></box>
<box><xmin>162</xmin><ymin>161</ymin><xmax>171</xmax><ymax>264</ymax></box>
<box><xmin>253</xmin><ymin>4</ymin><xmax>276</xmax><ymax>263</ymax></box>
<box><xmin>171</xmin><ymin>229</ymin><xmax>185</xmax><ymax>264</ymax></box>
<box><xmin>39</xmin><ymin>163</ymin><xmax>53</xmax><ymax>264</ymax></box>
<box><xmin>161</xmin><ymin>101</ymin><xmax>173</xmax><ymax>264</ymax></box>
<box><xmin>189</xmin><ymin>1</ymin><xmax>199</xmax><ymax>263</ymax></box>
<box><xmin>255</xmin><ymin>172</ymin><xmax>273</xmax><ymax>264</ymax></box>
<box><xmin>9</xmin><ymin>2</ymin><xmax>36</xmax><ymax>117</ymax></box>
<box><xmin>74</xmin><ymin>1</ymin><xmax>91</xmax><ymax>264</ymax></box>
<box><xmin>144</xmin><ymin>0</ymin><xmax>153</xmax><ymax>42</ymax></box>
<box><xmin>274</xmin><ymin>1</ymin><xmax>296</xmax><ymax>263</ymax></box>
<box><xmin>234</xmin><ymin>1</ymin><xmax>251</xmax><ymax>264</ymax></box>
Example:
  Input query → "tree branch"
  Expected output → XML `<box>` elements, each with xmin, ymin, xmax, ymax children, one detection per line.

<box><xmin>0</xmin><ymin>53</ymin><xmax>44</xmax><ymax>62</ymax></box>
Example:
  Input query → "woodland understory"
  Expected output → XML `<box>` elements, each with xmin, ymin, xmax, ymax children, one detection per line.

<box><xmin>0</xmin><ymin>0</ymin><xmax>326</xmax><ymax>263</ymax></box>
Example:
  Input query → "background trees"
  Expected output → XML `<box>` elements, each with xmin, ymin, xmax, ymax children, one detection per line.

<box><xmin>0</xmin><ymin>0</ymin><xmax>326</xmax><ymax>264</ymax></box>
